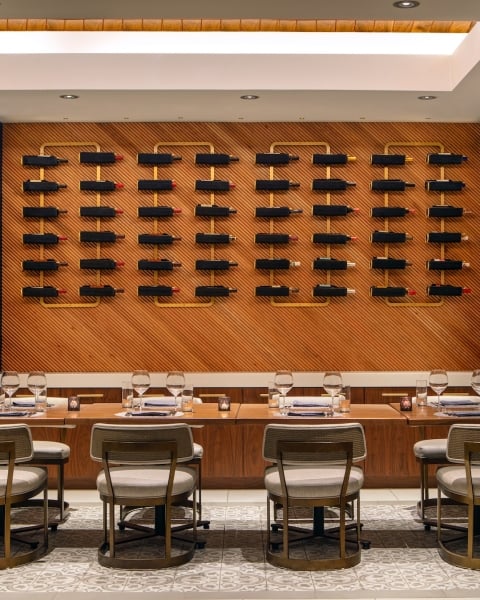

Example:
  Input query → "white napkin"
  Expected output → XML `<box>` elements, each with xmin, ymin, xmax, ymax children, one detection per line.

<box><xmin>290</xmin><ymin>396</ymin><xmax>332</xmax><ymax>407</ymax></box>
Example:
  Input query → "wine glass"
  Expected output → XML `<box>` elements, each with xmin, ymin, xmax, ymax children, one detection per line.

<box><xmin>323</xmin><ymin>371</ymin><xmax>343</xmax><ymax>416</ymax></box>
<box><xmin>27</xmin><ymin>371</ymin><xmax>47</xmax><ymax>412</ymax></box>
<box><xmin>471</xmin><ymin>370</ymin><xmax>480</xmax><ymax>396</ymax></box>
<box><xmin>429</xmin><ymin>370</ymin><xmax>448</xmax><ymax>408</ymax></box>
<box><xmin>166</xmin><ymin>371</ymin><xmax>185</xmax><ymax>410</ymax></box>
<box><xmin>131</xmin><ymin>370</ymin><xmax>150</xmax><ymax>412</ymax></box>
<box><xmin>1</xmin><ymin>371</ymin><xmax>20</xmax><ymax>411</ymax></box>
<box><xmin>274</xmin><ymin>370</ymin><xmax>294</xmax><ymax>415</ymax></box>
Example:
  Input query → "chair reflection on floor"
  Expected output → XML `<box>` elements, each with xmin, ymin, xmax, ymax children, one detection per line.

<box><xmin>262</xmin><ymin>422</ymin><xmax>367</xmax><ymax>570</ymax></box>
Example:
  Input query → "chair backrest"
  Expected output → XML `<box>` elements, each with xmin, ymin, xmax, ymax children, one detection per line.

<box><xmin>262</xmin><ymin>422</ymin><xmax>366</xmax><ymax>464</ymax></box>
<box><xmin>0</xmin><ymin>424</ymin><xmax>34</xmax><ymax>463</ymax></box>
<box><xmin>446</xmin><ymin>424</ymin><xmax>480</xmax><ymax>463</ymax></box>
<box><xmin>90</xmin><ymin>422</ymin><xmax>194</xmax><ymax>464</ymax></box>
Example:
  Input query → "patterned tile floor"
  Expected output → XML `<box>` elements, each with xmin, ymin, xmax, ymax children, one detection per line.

<box><xmin>1</xmin><ymin>489</ymin><xmax>480</xmax><ymax>600</ymax></box>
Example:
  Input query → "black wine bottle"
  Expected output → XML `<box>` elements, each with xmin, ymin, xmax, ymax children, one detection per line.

<box><xmin>79</xmin><ymin>231</ymin><xmax>125</xmax><ymax>243</ymax></box>
<box><xmin>371</xmin><ymin>231</ymin><xmax>412</xmax><ymax>243</ymax></box>
<box><xmin>23</xmin><ymin>233</ymin><xmax>67</xmax><ymax>244</ymax></box>
<box><xmin>137</xmin><ymin>206</ymin><xmax>182</xmax><ymax>217</ymax></box>
<box><xmin>255</xmin><ymin>180</ymin><xmax>300</xmax><ymax>191</ymax></box>
<box><xmin>22</xmin><ymin>259</ymin><xmax>68</xmax><ymax>271</ymax></box>
<box><xmin>195</xmin><ymin>260</ymin><xmax>238</xmax><ymax>270</ymax></box>
<box><xmin>255</xmin><ymin>286</ymin><xmax>299</xmax><ymax>297</ymax></box>
<box><xmin>426</xmin><ymin>153</ymin><xmax>467</xmax><ymax>165</ymax></box>
<box><xmin>22</xmin><ymin>206</ymin><xmax>68</xmax><ymax>218</ymax></box>
<box><xmin>138</xmin><ymin>180</ymin><xmax>176</xmax><ymax>191</ymax></box>
<box><xmin>255</xmin><ymin>258</ymin><xmax>300</xmax><ymax>270</ymax></box>
<box><xmin>80</xmin><ymin>180</ymin><xmax>124</xmax><ymax>191</ymax></box>
<box><xmin>138</xmin><ymin>259</ymin><xmax>181</xmax><ymax>270</ymax></box>
<box><xmin>370</xmin><ymin>286</ymin><xmax>416</xmax><ymax>297</ymax></box>
<box><xmin>426</xmin><ymin>232</ymin><xmax>468</xmax><ymax>243</ymax></box>
<box><xmin>22</xmin><ymin>286</ymin><xmax>67</xmax><ymax>297</ymax></box>
<box><xmin>312</xmin><ymin>233</ymin><xmax>357</xmax><ymax>244</ymax></box>
<box><xmin>137</xmin><ymin>153</ymin><xmax>181</xmax><ymax>165</ymax></box>
<box><xmin>312</xmin><ymin>258</ymin><xmax>355</xmax><ymax>270</ymax></box>
<box><xmin>312</xmin><ymin>153</ymin><xmax>356</xmax><ymax>165</ymax></box>
<box><xmin>79</xmin><ymin>285</ymin><xmax>124</xmax><ymax>297</ymax></box>
<box><xmin>426</xmin><ymin>259</ymin><xmax>470</xmax><ymax>270</ymax></box>
<box><xmin>427</xmin><ymin>205</ymin><xmax>470</xmax><ymax>218</ymax></box>
<box><xmin>427</xmin><ymin>284</ymin><xmax>472</xmax><ymax>296</ymax></box>
<box><xmin>79</xmin><ymin>152</ymin><xmax>123</xmax><ymax>164</ymax></box>
<box><xmin>255</xmin><ymin>153</ymin><xmax>299</xmax><ymax>165</ymax></box>
<box><xmin>195</xmin><ymin>286</ymin><xmax>237</xmax><ymax>297</ymax></box>
<box><xmin>23</xmin><ymin>180</ymin><xmax>67</xmax><ymax>192</ymax></box>
<box><xmin>22</xmin><ymin>155</ymin><xmax>68</xmax><ymax>167</ymax></box>
<box><xmin>138</xmin><ymin>285</ymin><xmax>180</xmax><ymax>297</ymax></box>
<box><xmin>195</xmin><ymin>233</ymin><xmax>236</xmax><ymax>244</ymax></box>
<box><xmin>195</xmin><ymin>153</ymin><xmax>239</xmax><ymax>165</ymax></box>
<box><xmin>79</xmin><ymin>258</ymin><xmax>125</xmax><ymax>270</ymax></box>
<box><xmin>371</xmin><ymin>207</ymin><xmax>414</xmax><ymax>217</ymax></box>
<box><xmin>370</xmin><ymin>154</ymin><xmax>412</xmax><ymax>166</ymax></box>
<box><xmin>255</xmin><ymin>233</ymin><xmax>298</xmax><ymax>244</ymax></box>
<box><xmin>371</xmin><ymin>257</ymin><xmax>412</xmax><ymax>269</ymax></box>
<box><xmin>311</xmin><ymin>179</ymin><xmax>356</xmax><ymax>191</ymax></box>
<box><xmin>425</xmin><ymin>180</ymin><xmax>465</xmax><ymax>192</ymax></box>
<box><xmin>255</xmin><ymin>207</ymin><xmax>303</xmax><ymax>217</ymax></box>
<box><xmin>80</xmin><ymin>206</ymin><xmax>124</xmax><ymax>217</ymax></box>
<box><xmin>195</xmin><ymin>180</ymin><xmax>234</xmax><ymax>191</ymax></box>
<box><xmin>312</xmin><ymin>204</ymin><xmax>359</xmax><ymax>216</ymax></box>
<box><xmin>138</xmin><ymin>233</ymin><xmax>181</xmax><ymax>245</ymax></box>
<box><xmin>194</xmin><ymin>204</ymin><xmax>237</xmax><ymax>217</ymax></box>
<box><xmin>313</xmin><ymin>285</ymin><xmax>355</xmax><ymax>297</ymax></box>
<box><xmin>371</xmin><ymin>180</ymin><xmax>415</xmax><ymax>192</ymax></box>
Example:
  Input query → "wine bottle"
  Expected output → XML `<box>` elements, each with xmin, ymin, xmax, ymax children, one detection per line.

<box><xmin>79</xmin><ymin>258</ymin><xmax>125</xmax><ymax>270</ymax></box>
<box><xmin>255</xmin><ymin>286</ymin><xmax>299</xmax><ymax>297</ymax></box>
<box><xmin>195</xmin><ymin>260</ymin><xmax>238</xmax><ymax>270</ymax></box>
<box><xmin>195</xmin><ymin>286</ymin><xmax>237</xmax><ymax>297</ymax></box>
<box><xmin>194</xmin><ymin>204</ymin><xmax>237</xmax><ymax>217</ymax></box>
<box><xmin>371</xmin><ymin>231</ymin><xmax>413</xmax><ymax>243</ymax></box>
<box><xmin>426</xmin><ymin>232</ymin><xmax>468</xmax><ymax>243</ymax></box>
<box><xmin>312</xmin><ymin>258</ymin><xmax>355</xmax><ymax>270</ymax></box>
<box><xmin>427</xmin><ymin>205</ymin><xmax>470</xmax><ymax>218</ymax></box>
<box><xmin>255</xmin><ymin>180</ymin><xmax>300</xmax><ymax>191</ymax></box>
<box><xmin>80</xmin><ymin>206</ymin><xmax>124</xmax><ymax>217</ymax></box>
<box><xmin>79</xmin><ymin>285</ymin><xmax>124</xmax><ymax>297</ymax></box>
<box><xmin>138</xmin><ymin>206</ymin><xmax>182</xmax><ymax>217</ymax></box>
<box><xmin>371</xmin><ymin>207</ymin><xmax>415</xmax><ymax>217</ymax></box>
<box><xmin>137</xmin><ymin>153</ymin><xmax>181</xmax><ymax>165</ymax></box>
<box><xmin>80</xmin><ymin>181</ymin><xmax>124</xmax><ymax>192</ymax></box>
<box><xmin>195</xmin><ymin>233</ymin><xmax>236</xmax><ymax>244</ymax></box>
<box><xmin>255</xmin><ymin>153</ymin><xmax>299</xmax><ymax>165</ymax></box>
<box><xmin>371</xmin><ymin>286</ymin><xmax>416</xmax><ymax>297</ymax></box>
<box><xmin>312</xmin><ymin>204</ymin><xmax>359</xmax><ymax>216</ymax></box>
<box><xmin>79</xmin><ymin>231</ymin><xmax>125</xmax><ymax>243</ymax></box>
<box><xmin>138</xmin><ymin>285</ymin><xmax>180</xmax><ymax>297</ymax></box>
<box><xmin>255</xmin><ymin>233</ymin><xmax>298</xmax><ymax>244</ymax></box>
<box><xmin>22</xmin><ymin>286</ymin><xmax>67</xmax><ymax>297</ymax></box>
<box><xmin>255</xmin><ymin>207</ymin><xmax>303</xmax><ymax>217</ymax></box>
<box><xmin>138</xmin><ymin>233</ymin><xmax>181</xmax><ymax>245</ymax></box>
<box><xmin>311</xmin><ymin>179</ymin><xmax>356</xmax><ymax>191</ymax></box>
<box><xmin>195</xmin><ymin>180</ymin><xmax>234</xmax><ymax>191</ymax></box>
<box><xmin>79</xmin><ymin>152</ymin><xmax>123</xmax><ymax>164</ymax></box>
<box><xmin>22</xmin><ymin>155</ymin><xmax>68</xmax><ymax>167</ymax></box>
<box><xmin>22</xmin><ymin>259</ymin><xmax>68</xmax><ymax>271</ymax></box>
<box><xmin>371</xmin><ymin>180</ymin><xmax>415</xmax><ymax>192</ymax></box>
<box><xmin>255</xmin><ymin>258</ymin><xmax>300</xmax><ymax>270</ymax></box>
<box><xmin>427</xmin><ymin>284</ymin><xmax>472</xmax><ymax>297</ymax></box>
<box><xmin>138</xmin><ymin>180</ymin><xmax>176</xmax><ymax>191</ymax></box>
<box><xmin>313</xmin><ymin>285</ymin><xmax>355</xmax><ymax>297</ymax></box>
<box><xmin>370</xmin><ymin>154</ymin><xmax>412</xmax><ymax>166</ymax></box>
<box><xmin>426</xmin><ymin>153</ymin><xmax>467</xmax><ymax>165</ymax></box>
<box><xmin>23</xmin><ymin>180</ymin><xmax>67</xmax><ymax>192</ymax></box>
<box><xmin>23</xmin><ymin>233</ymin><xmax>67</xmax><ymax>244</ymax></box>
<box><xmin>426</xmin><ymin>259</ymin><xmax>470</xmax><ymax>270</ymax></box>
<box><xmin>425</xmin><ymin>180</ymin><xmax>466</xmax><ymax>192</ymax></box>
<box><xmin>371</xmin><ymin>257</ymin><xmax>412</xmax><ymax>269</ymax></box>
<box><xmin>312</xmin><ymin>233</ymin><xmax>357</xmax><ymax>244</ymax></box>
<box><xmin>22</xmin><ymin>206</ymin><xmax>68</xmax><ymax>218</ymax></box>
<box><xmin>138</xmin><ymin>259</ymin><xmax>181</xmax><ymax>270</ymax></box>
<box><xmin>312</xmin><ymin>154</ymin><xmax>356</xmax><ymax>165</ymax></box>
<box><xmin>195</xmin><ymin>153</ymin><xmax>239</xmax><ymax>165</ymax></box>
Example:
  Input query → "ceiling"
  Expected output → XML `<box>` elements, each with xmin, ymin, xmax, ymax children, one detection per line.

<box><xmin>1</xmin><ymin>0</ymin><xmax>480</xmax><ymax>123</ymax></box>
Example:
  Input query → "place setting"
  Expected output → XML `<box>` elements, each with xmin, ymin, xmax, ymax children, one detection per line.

<box><xmin>427</xmin><ymin>369</ymin><xmax>480</xmax><ymax>417</ymax></box>
<box><xmin>0</xmin><ymin>370</ymin><xmax>50</xmax><ymax>417</ymax></box>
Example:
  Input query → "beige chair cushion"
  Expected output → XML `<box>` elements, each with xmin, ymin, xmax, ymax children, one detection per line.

<box><xmin>193</xmin><ymin>442</ymin><xmax>203</xmax><ymax>458</ymax></box>
<box><xmin>413</xmin><ymin>438</ymin><xmax>448</xmax><ymax>461</ymax></box>
<box><xmin>437</xmin><ymin>465</ymin><xmax>480</xmax><ymax>496</ymax></box>
<box><xmin>265</xmin><ymin>464</ymin><xmax>364</xmax><ymax>499</ymax></box>
<box><xmin>32</xmin><ymin>440</ymin><xmax>70</xmax><ymax>460</ymax></box>
<box><xmin>96</xmin><ymin>465</ymin><xmax>196</xmax><ymax>499</ymax></box>
<box><xmin>0</xmin><ymin>466</ymin><xmax>47</xmax><ymax>495</ymax></box>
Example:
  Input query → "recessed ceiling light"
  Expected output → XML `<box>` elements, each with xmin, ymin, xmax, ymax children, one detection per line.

<box><xmin>418</xmin><ymin>95</ymin><xmax>437</xmax><ymax>100</ymax></box>
<box><xmin>240</xmin><ymin>95</ymin><xmax>259</xmax><ymax>100</ymax></box>
<box><xmin>60</xmin><ymin>94</ymin><xmax>79</xmax><ymax>100</ymax></box>
<box><xmin>393</xmin><ymin>1</ymin><xmax>420</xmax><ymax>8</ymax></box>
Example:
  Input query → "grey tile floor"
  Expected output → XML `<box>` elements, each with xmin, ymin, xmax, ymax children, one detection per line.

<box><xmin>1</xmin><ymin>488</ymin><xmax>480</xmax><ymax>600</ymax></box>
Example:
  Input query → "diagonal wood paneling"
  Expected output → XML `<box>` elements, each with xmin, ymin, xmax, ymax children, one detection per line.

<box><xmin>2</xmin><ymin>122</ymin><xmax>479</xmax><ymax>373</ymax></box>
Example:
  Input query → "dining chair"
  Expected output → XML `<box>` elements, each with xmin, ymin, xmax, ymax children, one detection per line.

<box><xmin>262</xmin><ymin>422</ymin><xmax>367</xmax><ymax>570</ymax></box>
<box><xmin>0</xmin><ymin>423</ymin><xmax>49</xmax><ymax>569</ymax></box>
<box><xmin>90</xmin><ymin>422</ymin><xmax>199</xmax><ymax>569</ymax></box>
<box><xmin>413</xmin><ymin>437</ymin><xmax>449</xmax><ymax>528</ymax></box>
<box><xmin>436</xmin><ymin>423</ymin><xmax>480</xmax><ymax>569</ymax></box>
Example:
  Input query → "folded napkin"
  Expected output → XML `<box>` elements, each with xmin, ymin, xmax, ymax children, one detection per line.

<box><xmin>143</xmin><ymin>397</ymin><xmax>176</xmax><ymax>406</ymax></box>
<box><xmin>1</xmin><ymin>411</ymin><xmax>30</xmax><ymax>417</ymax></box>
<box><xmin>13</xmin><ymin>400</ymin><xmax>35</xmax><ymax>407</ymax></box>
<box><xmin>127</xmin><ymin>411</ymin><xmax>174</xmax><ymax>417</ymax></box>
<box><xmin>440</xmin><ymin>399</ymin><xmax>478</xmax><ymax>406</ymax></box>
<box><xmin>445</xmin><ymin>411</ymin><xmax>480</xmax><ymax>417</ymax></box>
<box><xmin>430</xmin><ymin>395</ymin><xmax>479</xmax><ymax>405</ymax></box>
<box><xmin>290</xmin><ymin>396</ymin><xmax>331</xmax><ymax>407</ymax></box>
<box><xmin>287</xmin><ymin>411</ymin><xmax>330</xmax><ymax>417</ymax></box>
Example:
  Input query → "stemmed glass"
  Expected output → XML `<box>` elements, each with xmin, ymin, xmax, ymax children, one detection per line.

<box><xmin>429</xmin><ymin>370</ymin><xmax>448</xmax><ymax>409</ymax></box>
<box><xmin>27</xmin><ymin>371</ymin><xmax>47</xmax><ymax>412</ymax></box>
<box><xmin>274</xmin><ymin>370</ymin><xmax>294</xmax><ymax>415</ymax></box>
<box><xmin>131</xmin><ymin>370</ymin><xmax>150</xmax><ymax>412</ymax></box>
<box><xmin>166</xmin><ymin>371</ymin><xmax>185</xmax><ymax>410</ymax></box>
<box><xmin>323</xmin><ymin>371</ymin><xmax>343</xmax><ymax>416</ymax></box>
<box><xmin>1</xmin><ymin>371</ymin><xmax>20</xmax><ymax>411</ymax></box>
<box><xmin>471</xmin><ymin>370</ymin><xmax>480</xmax><ymax>396</ymax></box>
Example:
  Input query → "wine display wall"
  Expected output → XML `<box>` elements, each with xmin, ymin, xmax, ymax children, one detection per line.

<box><xmin>2</xmin><ymin>122</ymin><xmax>479</xmax><ymax>373</ymax></box>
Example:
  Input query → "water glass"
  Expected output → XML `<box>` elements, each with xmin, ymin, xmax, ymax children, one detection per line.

<box><xmin>415</xmin><ymin>379</ymin><xmax>428</xmax><ymax>407</ymax></box>
<box><xmin>339</xmin><ymin>386</ymin><xmax>351</xmax><ymax>413</ymax></box>
<box><xmin>267</xmin><ymin>382</ymin><xmax>280</xmax><ymax>408</ymax></box>
<box><xmin>36</xmin><ymin>387</ymin><xmax>48</xmax><ymax>413</ymax></box>
<box><xmin>121</xmin><ymin>381</ymin><xmax>134</xmax><ymax>410</ymax></box>
<box><xmin>181</xmin><ymin>388</ymin><xmax>194</xmax><ymax>412</ymax></box>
